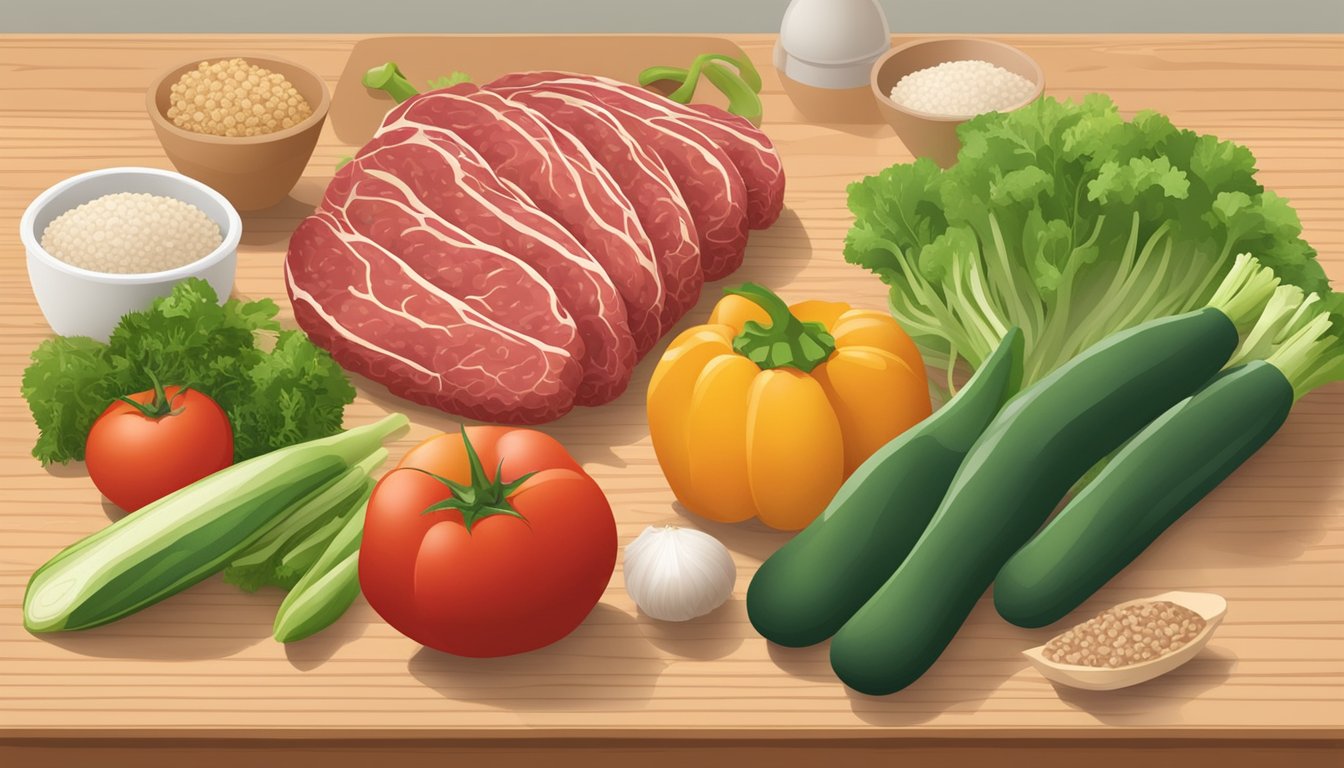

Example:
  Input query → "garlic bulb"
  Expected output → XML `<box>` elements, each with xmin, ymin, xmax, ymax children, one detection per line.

<box><xmin>623</xmin><ymin>526</ymin><xmax>736</xmax><ymax>622</ymax></box>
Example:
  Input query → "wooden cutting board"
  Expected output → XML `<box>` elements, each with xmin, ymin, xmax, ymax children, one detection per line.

<box><xmin>0</xmin><ymin>33</ymin><xmax>1341</xmax><ymax>766</ymax></box>
<box><xmin>330</xmin><ymin>35</ymin><xmax>745</xmax><ymax>144</ymax></box>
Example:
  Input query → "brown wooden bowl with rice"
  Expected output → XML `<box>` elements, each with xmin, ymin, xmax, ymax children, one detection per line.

<box><xmin>871</xmin><ymin>38</ymin><xmax>1044</xmax><ymax>167</ymax></box>
<box><xmin>147</xmin><ymin>55</ymin><xmax>330</xmax><ymax>211</ymax></box>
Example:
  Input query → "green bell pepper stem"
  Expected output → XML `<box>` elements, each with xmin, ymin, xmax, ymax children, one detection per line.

<box><xmin>703</xmin><ymin>63</ymin><xmax>762</xmax><ymax>126</ymax></box>
<box><xmin>272</xmin><ymin>481</ymin><xmax>373</xmax><ymax>643</ymax></box>
<box><xmin>725</xmin><ymin>283</ymin><xmax>836</xmax><ymax>373</ymax></box>
<box><xmin>638</xmin><ymin>53</ymin><xmax>764</xmax><ymax>124</ymax></box>
<box><xmin>362</xmin><ymin>61</ymin><xmax>419</xmax><ymax>103</ymax></box>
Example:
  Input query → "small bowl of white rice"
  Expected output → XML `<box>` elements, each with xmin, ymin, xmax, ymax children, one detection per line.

<box><xmin>871</xmin><ymin>38</ymin><xmax>1044</xmax><ymax>167</ymax></box>
<box><xmin>21</xmin><ymin>167</ymin><xmax>241</xmax><ymax>340</ymax></box>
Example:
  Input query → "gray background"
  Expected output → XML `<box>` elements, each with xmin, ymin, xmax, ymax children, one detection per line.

<box><xmin>3</xmin><ymin>0</ymin><xmax>1342</xmax><ymax>34</ymax></box>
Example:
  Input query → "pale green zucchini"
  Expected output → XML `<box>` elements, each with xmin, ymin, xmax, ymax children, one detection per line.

<box><xmin>24</xmin><ymin>414</ymin><xmax>407</xmax><ymax>632</ymax></box>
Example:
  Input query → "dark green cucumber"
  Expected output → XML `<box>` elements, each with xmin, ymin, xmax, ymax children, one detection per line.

<box><xmin>746</xmin><ymin>328</ymin><xmax>1024</xmax><ymax>648</ymax></box>
<box><xmin>994</xmin><ymin>361</ymin><xmax>1292</xmax><ymax>628</ymax></box>
<box><xmin>829</xmin><ymin>308</ymin><xmax>1239</xmax><ymax>695</ymax></box>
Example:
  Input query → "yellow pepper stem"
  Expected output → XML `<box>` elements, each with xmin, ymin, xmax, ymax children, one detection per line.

<box><xmin>725</xmin><ymin>283</ymin><xmax>836</xmax><ymax>373</ymax></box>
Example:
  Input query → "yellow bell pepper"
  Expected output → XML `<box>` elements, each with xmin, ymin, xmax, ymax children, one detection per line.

<box><xmin>648</xmin><ymin>283</ymin><xmax>932</xmax><ymax>531</ymax></box>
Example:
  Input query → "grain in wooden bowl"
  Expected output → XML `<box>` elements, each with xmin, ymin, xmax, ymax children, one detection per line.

<box><xmin>870</xmin><ymin>38</ymin><xmax>1043</xmax><ymax>167</ymax></box>
<box><xmin>147</xmin><ymin>55</ymin><xmax>330</xmax><ymax>211</ymax></box>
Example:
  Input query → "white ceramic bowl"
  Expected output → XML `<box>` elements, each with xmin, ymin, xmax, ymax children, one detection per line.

<box><xmin>20</xmin><ymin>167</ymin><xmax>242</xmax><ymax>340</ymax></box>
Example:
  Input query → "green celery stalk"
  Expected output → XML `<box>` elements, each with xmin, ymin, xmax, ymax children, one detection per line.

<box><xmin>272</xmin><ymin>485</ymin><xmax>372</xmax><ymax>643</ymax></box>
<box><xmin>273</xmin><ymin>481</ymin><xmax>369</xmax><ymax>590</ymax></box>
<box><xmin>222</xmin><ymin>449</ymin><xmax>384</xmax><ymax>592</ymax></box>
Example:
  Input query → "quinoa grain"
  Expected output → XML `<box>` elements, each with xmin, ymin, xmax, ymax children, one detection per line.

<box><xmin>1042</xmin><ymin>600</ymin><xmax>1206</xmax><ymax>669</ymax></box>
<box><xmin>166</xmin><ymin>58</ymin><xmax>312</xmax><ymax>138</ymax></box>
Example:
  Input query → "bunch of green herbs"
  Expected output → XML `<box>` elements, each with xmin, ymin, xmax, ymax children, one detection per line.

<box><xmin>22</xmin><ymin>278</ymin><xmax>356</xmax><ymax>465</ymax></box>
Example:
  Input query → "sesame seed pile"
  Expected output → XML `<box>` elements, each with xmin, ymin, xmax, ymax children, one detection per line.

<box><xmin>889</xmin><ymin>59</ymin><xmax>1036</xmax><ymax>118</ymax></box>
<box><xmin>167</xmin><ymin>58</ymin><xmax>313</xmax><ymax>138</ymax></box>
<box><xmin>41</xmin><ymin>192</ymin><xmax>223</xmax><ymax>274</ymax></box>
<box><xmin>1042</xmin><ymin>600</ymin><xmax>1206</xmax><ymax>668</ymax></box>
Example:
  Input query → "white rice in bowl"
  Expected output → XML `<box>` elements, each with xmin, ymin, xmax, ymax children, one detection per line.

<box><xmin>890</xmin><ymin>59</ymin><xmax>1037</xmax><ymax>118</ymax></box>
<box><xmin>40</xmin><ymin>192</ymin><xmax>223</xmax><ymax>274</ymax></box>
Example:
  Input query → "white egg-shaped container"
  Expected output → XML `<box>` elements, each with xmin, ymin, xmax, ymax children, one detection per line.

<box><xmin>774</xmin><ymin>0</ymin><xmax>892</xmax><ymax>89</ymax></box>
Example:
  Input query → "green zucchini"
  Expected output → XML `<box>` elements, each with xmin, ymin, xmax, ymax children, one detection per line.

<box><xmin>746</xmin><ymin>328</ymin><xmax>1023</xmax><ymax>647</ymax></box>
<box><xmin>273</xmin><ymin>483</ymin><xmax>372</xmax><ymax>643</ymax></box>
<box><xmin>829</xmin><ymin>308</ymin><xmax>1238</xmax><ymax>695</ymax></box>
<box><xmin>23</xmin><ymin>414</ymin><xmax>407</xmax><ymax>633</ymax></box>
<box><xmin>994</xmin><ymin>361</ymin><xmax>1292</xmax><ymax>627</ymax></box>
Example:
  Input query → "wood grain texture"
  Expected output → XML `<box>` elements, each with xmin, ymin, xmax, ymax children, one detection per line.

<box><xmin>1</xmin><ymin>740</ymin><xmax>1341</xmax><ymax>768</ymax></box>
<box><xmin>0</xmin><ymin>34</ymin><xmax>1341</xmax><ymax>743</ymax></box>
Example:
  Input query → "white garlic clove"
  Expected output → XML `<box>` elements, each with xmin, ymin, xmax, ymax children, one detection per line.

<box><xmin>623</xmin><ymin>525</ymin><xmax>736</xmax><ymax>622</ymax></box>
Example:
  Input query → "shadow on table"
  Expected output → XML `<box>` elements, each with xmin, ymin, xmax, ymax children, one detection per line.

<box><xmin>238</xmin><ymin>181</ymin><xmax>323</xmax><ymax>248</ymax></box>
<box><xmin>284</xmin><ymin>599</ymin><xmax>378</xmax><ymax>671</ymax></box>
<box><xmin>38</xmin><ymin>579</ymin><xmax>275</xmax><ymax>661</ymax></box>
<box><xmin>844</xmin><ymin>617</ymin><xmax>1043</xmax><ymax>726</ymax></box>
<box><xmin>766</xmin><ymin>639</ymin><xmax>836</xmax><ymax>684</ymax></box>
<box><xmin>763</xmin><ymin>634</ymin><xmax>1021</xmax><ymax>725</ymax></box>
<box><xmin>664</xmin><ymin>506</ymin><xmax>793</xmax><ymax>566</ymax></box>
<box><xmin>1051</xmin><ymin>646</ymin><xmax>1237</xmax><ymax>725</ymax></box>
<box><xmin>41</xmin><ymin>460</ymin><xmax>89</xmax><ymax>479</ymax></box>
<box><xmin>101</xmin><ymin>497</ymin><xmax>128</xmax><ymax>522</ymax></box>
<box><xmin>407</xmin><ymin>603</ymin><xmax>667</xmax><ymax>711</ymax></box>
<box><xmin>758</xmin><ymin>598</ymin><xmax>1042</xmax><ymax>726</ymax></box>
<box><xmin>1186</xmin><ymin>402</ymin><xmax>1344</xmax><ymax>563</ymax></box>
<box><xmin>635</xmin><ymin>597</ymin><xmax>745</xmax><ymax>661</ymax></box>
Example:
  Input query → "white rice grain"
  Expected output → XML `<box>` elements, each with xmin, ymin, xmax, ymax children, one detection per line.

<box><xmin>890</xmin><ymin>59</ymin><xmax>1036</xmax><ymax>117</ymax></box>
<box><xmin>41</xmin><ymin>192</ymin><xmax>222</xmax><ymax>274</ymax></box>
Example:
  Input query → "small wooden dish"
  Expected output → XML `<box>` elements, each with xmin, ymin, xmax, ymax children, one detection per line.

<box><xmin>870</xmin><ymin>38</ymin><xmax>1043</xmax><ymax>167</ymax></box>
<box><xmin>146</xmin><ymin>54</ymin><xmax>330</xmax><ymax>211</ymax></box>
<box><xmin>1022</xmin><ymin>591</ymin><xmax>1228</xmax><ymax>692</ymax></box>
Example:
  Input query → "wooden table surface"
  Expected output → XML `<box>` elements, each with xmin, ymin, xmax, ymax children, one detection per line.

<box><xmin>0</xmin><ymin>34</ymin><xmax>1341</xmax><ymax>759</ymax></box>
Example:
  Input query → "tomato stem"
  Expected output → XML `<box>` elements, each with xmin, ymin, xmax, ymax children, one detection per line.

<box><xmin>400</xmin><ymin>428</ymin><xmax>536</xmax><ymax>533</ymax></box>
<box><xmin>114</xmin><ymin>371</ymin><xmax>189</xmax><ymax>420</ymax></box>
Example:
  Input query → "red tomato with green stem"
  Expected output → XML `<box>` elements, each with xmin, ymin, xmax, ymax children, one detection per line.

<box><xmin>360</xmin><ymin>427</ymin><xmax>617</xmax><ymax>658</ymax></box>
<box><xmin>85</xmin><ymin>374</ymin><xmax>234</xmax><ymax>512</ymax></box>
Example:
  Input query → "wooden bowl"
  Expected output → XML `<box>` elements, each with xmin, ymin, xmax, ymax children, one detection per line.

<box><xmin>147</xmin><ymin>55</ymin><xmax>330</xmax><ymax>211</ymax></box>
<box><xmin>1021</xmin><ymin>591</ymin><xmax>1228</xmax><ymax>692</ymax></box>
<box><xmin>870</xmin><ymin>39</ymin><xmax>1043</xmax><ymax>167</ymax></box>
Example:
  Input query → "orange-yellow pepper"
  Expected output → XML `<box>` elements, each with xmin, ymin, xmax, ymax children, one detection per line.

<box><xmin>648</xmin><ymin>283</ymin><xmax>932</xmax><ymax>531</ymax></box>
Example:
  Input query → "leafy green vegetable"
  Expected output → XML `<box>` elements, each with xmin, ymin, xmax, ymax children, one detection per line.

<box><xmin>845</xmin><ymin>94</ymin><xmax>1339</xmax><ymax>388</ymax></box>
<box><xmin>362</xmin><ymin>62</ymin><xmax>470</xmax><ymax>104</ymax></box>
<box><xmin>1215</xmin><ymin>254</ymin><xmax>1344</xmax><ymax>399</ymax></box>
<box><xmin>272</xmin><ymin>487</ymin><xmax>372</xmax><ymax>643</ymax></box>
<box><xmin>22</xmin><ymin>278</ymin><xmax>356</xmax><ymax>465</ymax></box>
<box><xmin>426</xmin><ymin>71</ymin><xmax>471</xmax><ymax>91</ymax></box>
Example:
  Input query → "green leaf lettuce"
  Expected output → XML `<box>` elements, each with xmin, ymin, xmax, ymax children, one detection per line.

<box><xmin>845</xmin><ymin>94</ymin><xmax>1338</xmax><ymax>388</ymax></box>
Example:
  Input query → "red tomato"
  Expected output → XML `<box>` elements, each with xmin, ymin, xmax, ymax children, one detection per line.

<box><xmin>85</xmin><ymin>383</ymin><xmax>234</xmax><ymax>512</ymax></box>
<box><xmin>360</xmin><ymin>427</ymin><xmax>617</xmax><ymax>657</ymax></box>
